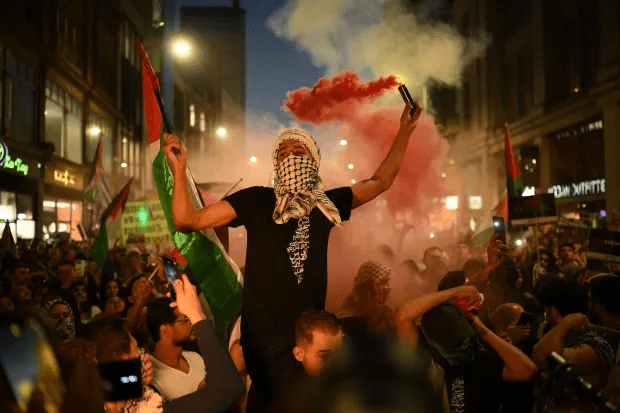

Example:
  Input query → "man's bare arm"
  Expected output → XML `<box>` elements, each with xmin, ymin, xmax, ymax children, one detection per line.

<box><xmin>163</xmin><ymin>133</ymin><xmax>237</xmax><ymax>232</ymax></box>
<box><xmin>351</xmin><ymin>103</ymin><xmax>422</xmax><ymax>209</ymax></box>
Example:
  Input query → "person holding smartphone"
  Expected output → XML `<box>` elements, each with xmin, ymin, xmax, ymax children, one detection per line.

<box><xmin>163</xmin><ymin>102</ymin><xmax>422</xmax><ymax>412</ymax></box>
<box><xmin>92</xmin><ymin>275</ymin><xmax>245</xmax><ymax>413</ymax></box>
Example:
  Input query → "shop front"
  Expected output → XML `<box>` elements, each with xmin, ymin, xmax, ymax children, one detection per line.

<box><xmin>43</xmin><ymin>157</ymin><xmax>88</xmax><ymax>240</ymax></box>
<box><xmin>0</xmin><ymin>138</ymin><xmax>42</xmax><ymax>241</ymax></box>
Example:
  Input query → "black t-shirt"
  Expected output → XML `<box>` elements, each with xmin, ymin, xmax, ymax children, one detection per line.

<box><xmin>224</xmin><ymin>186</ymin><xmax>353</xmax><ymax>342</ymax></box>
<box><xmin>443</xmin><ymin>345</ymin><xmax>506</xmax><ymax>413</ymax></box>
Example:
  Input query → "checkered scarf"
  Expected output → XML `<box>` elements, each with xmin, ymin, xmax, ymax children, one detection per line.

<box><xmin>272</xmin><ymin>129</ymin><xmax>342</xmax><ymax>226</ymax></box>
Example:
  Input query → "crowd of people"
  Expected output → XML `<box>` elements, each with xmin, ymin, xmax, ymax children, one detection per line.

<box><xmin>1</xmin><ymin>103</ymin><xmax>619</xmax><ymax>413</ymax></box>
<box><xmin>1</xmin><ymin>227</ymin><xmax>619</xmax><ymax>413</ymax></box>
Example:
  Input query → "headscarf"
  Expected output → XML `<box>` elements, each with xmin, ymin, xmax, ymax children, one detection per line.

<box><xmin>272</xmin><ymin>129</ymin><xmax>342</xmax><ymax>285</ymax></box>
<box><xmin>272</xmin><ymin>129</ymin><xmax>342</xmax><ymax>226</ymax></box>
<box><xmin>353</xmin><ymin>261</ymin><xmax>391</xmax><ymax>286</ymax></box>
<box><xmin>43</xmin><ymin>298</ymin><xmax>76</xmax><ymax>341</ymax></box>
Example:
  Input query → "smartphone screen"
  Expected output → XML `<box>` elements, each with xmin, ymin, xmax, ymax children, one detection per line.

<box><xmin>75</xmin><ymin>260</ymin><xmax>87</xmax><ymax>278</ymax></box>
<box><xmin>492</xmin><ymin>216</ymin><xmax>507</xmax><ymax>245</ymax></box>
<box><xmin>0</xmin><ymin>317</ymin><xmax>65</xmax><ymax>412</ymax></box>
<box><xmin>98</xmin><ymin>359</ymin><xmax>143</xmax><ymax>401</ymax></box>
<box><xmin>162</xmin><ymin>256</ymin><xmax>179</xmax><ymax>297</ymax></box>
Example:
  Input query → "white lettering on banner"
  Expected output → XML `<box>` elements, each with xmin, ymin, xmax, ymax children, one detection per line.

<box><xmin>548</xmin><ymin>179</ymin><xmax>605</xmax><ymax>198</ymax></box>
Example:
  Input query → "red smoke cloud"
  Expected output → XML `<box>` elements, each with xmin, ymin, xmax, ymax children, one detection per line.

<box><xmin>285</xmin><ymin>70</ymin><xmax>447</xmax><ymax>215</ymax></box>
<box><xmin>284</xmin><ymin>70</ymin><xmax>400</xmax><ymax>124</ymax></box>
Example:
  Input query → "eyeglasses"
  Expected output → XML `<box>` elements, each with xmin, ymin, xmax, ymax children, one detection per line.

<box><xmin>173</xmin><ymin>316</ymin><xmax>191</xmax><ymax>325</ymax></box>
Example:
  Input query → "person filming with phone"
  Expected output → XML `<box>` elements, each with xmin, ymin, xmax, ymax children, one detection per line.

<box><xmin>89</xmin><ymin>275</ymin><xmax>245</xmax><ymax>413</ymax></box>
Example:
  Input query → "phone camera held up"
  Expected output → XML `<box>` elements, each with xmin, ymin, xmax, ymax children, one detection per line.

<box><xmin>98</xmin><ymin>358</ymin><xmax>143</xmax><ymax>401</ymax></box>
<box><xmin>161</xmin><ymin>255</ymin><xmax>179</xmax><ymax>299</ymax></box>
<box><xmin>492</xmin><ymin>216</ymin><xmax>507</xmax><ymax>245</ymax></box>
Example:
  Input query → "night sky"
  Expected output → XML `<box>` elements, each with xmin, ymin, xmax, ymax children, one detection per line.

<box><xmin>176</xmin><ymin>0</ymin><xmax>324</xmax><ymax>125</ymax></box>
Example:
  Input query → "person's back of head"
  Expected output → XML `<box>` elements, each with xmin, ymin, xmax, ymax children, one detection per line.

<box><xmin>589</xmin><ymin>275</ymin><xmax>620</xmax><ymax>317</ymax></box>
<box><xmin>87</xmin><ymin>316</ymin><xmax>132</xmax><ymax>362</ymax></box>
<box><xmin>489</xmin><ymin>303</ymin><xmax>523</xmax><ymax>333</ymax></box>
<box><xmin>538</xmin><ymin>279</ymin><xmax>587</xmax><ymax>317</ymax></box>
<box><xmin>437</xmin><ymin>271</ymin><xmax>466</xmax><ymax>292</ymax></box>
<box><xmin>463</xmin><ymin>258</ymin><xmax>486</xmax><ymax>280</ymax></box>
<box><xmin>146</xmin><ymin>297</ymin><xmax>176</xmax><ymax>345</ymax></box>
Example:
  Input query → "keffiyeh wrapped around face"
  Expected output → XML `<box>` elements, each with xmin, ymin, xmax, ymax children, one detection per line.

<box><xmin>272</xmin><ymin>129</ymin><xmax>341</xmax><ymax>226</ymax></box>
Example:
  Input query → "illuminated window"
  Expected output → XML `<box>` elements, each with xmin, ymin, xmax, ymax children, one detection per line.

<box><xmin>189</xmin><ymin>104</ymin><xmax>195</xmax><ymax>127</ymax></box>
<box><xmin>468</xmin><ymin>196</ymin><xmax>482</xmax><ymax>210</ymax></box>
<box><xmin>445</xmin><ymin>196</ymin><xmax>459</xmax><ymax>210</ymax></box>
<box><xmin>200</xmin><ymin>112</ymin><xmax>205</xmax><ymax>132</ymax></box>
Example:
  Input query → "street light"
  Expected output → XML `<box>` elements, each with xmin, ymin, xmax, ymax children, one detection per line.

<box><xmin>216</xmin><ymin>127</ymin><xmax>227</xmax><ymax>138</ymax></box>
<box><xmin>340</xmin><ymin>139</ymin><xmax>348</xmax><ymax>146</ymax></box>
<box><xmin>88</xmin><ymin>126</ymin><xmax>101</xmax><ymax>136</ymax></box>
<box><xmin>250</xmin><ymin>156</ymin><xmax>257</xmax><ymax>163</ymax></box>
<box><xmin>348</xmin><ymin>164</ymin><xmax>354</xmax><ymax>170</ymax></box>
<box><xmin>172</xmin><ymin>39</ymin><xmax>191</xmax><ymax>59</ymax></box>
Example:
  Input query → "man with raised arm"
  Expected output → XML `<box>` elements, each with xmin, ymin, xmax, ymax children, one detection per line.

<box><xmin>162</xmin><ymin>102</ymin><xmax>422</xmax><ymax>412</ymax></box>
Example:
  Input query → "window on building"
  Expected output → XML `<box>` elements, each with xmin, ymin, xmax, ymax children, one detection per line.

<box><xmin>55</xmin><ymin>3</ymin><xmax>85</xmax><ymax>70</ymax></box>
<box><xmin>189</xmin><ymin>104</ymin><xmax>195</xmax><ymax>127</ymax></box>
<box><xmin>517</xmin><ymin>47</ymin><xmax>534</xmax><ymax>117</ymax></box>
<box><xmin>6</xmin><ymin>53</ymin><xmax>37</xmax><ymax>143</ymax></box>
<box><xmin>45</xmin><ymin>80</ymin><xmax>83</xmax><ymax>164</ymax></box>
<box><xmin>42</xmin><ymin>197</ymin><xmax>82</xmax><ymax>240</ymax></box>
<box><xmin>504</xmin><ymin>0</ymin><xmax>532</xmax><ymax>36</ymax></box>
<box><xmin>200</xmin><ymin>112</ymin><xmax>205</xmax><ymax>132</ymax></box>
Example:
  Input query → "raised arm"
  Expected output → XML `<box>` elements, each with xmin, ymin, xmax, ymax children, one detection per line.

<box><xmin>164</xmin><ymin>275</ymin><xmax>245</xmax><ymax>413</ymax></box>
<box><xmin>350</xmin><ymin>103</ymin><xmax>422</xmax><ymax>210</ymax></box>
<box><xmin>163</xmin><ymin>133</ymin><xmax>237</xmax><ymax>232</ymax></box>
<box><xmin>466</xmin><ymin>313</ymin><xmax>538</xmax><ymax>382</ymax></box>
<box><xmin>396</xmin><ymin>286</ymin><xmax>481</xmax><ymax>347</ymax></box>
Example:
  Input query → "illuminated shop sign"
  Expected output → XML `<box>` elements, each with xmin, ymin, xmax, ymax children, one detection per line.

<box><xmin>548</xmin><ymin>179</ymin><xmax>605</xmax><ymax>198</ymax></box>
<box><xmin>53</xmin><ymin>169</ymin><xmax>77</xmax><ymax>186</ymax></box>
<box><xmin>0</xmin><ymin>140</ymin><xmax>6</xmax><ymax>166</ymax></box>
<box><xmin>0</xmin><ymin>139</ymin><xmax>31</xmax><ymax>176</ymax></box>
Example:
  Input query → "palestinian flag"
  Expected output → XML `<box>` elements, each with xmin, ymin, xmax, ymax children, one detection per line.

<box><xmin>92</xmin><ymin>178</ymin><xmax>133</xmax><ymax>268</ymax></box>
<box><xmin>138</xmin><ymin>40</ymin><xmax>243</xmax><ymax>340</ymax></box>
<box><xmin>0</xmin><ymin>222</ymin><xmax>17</xmax><ymax>261</ymax></box>
<box><xmin>85</xmin><ymin>134</ymin><xmax>112</xmax><ymax>205</ymax></box>
<box><xmin>505</xmin><ymin>124</ymin><xmax>524</xmax><ymax>198</ymax></box>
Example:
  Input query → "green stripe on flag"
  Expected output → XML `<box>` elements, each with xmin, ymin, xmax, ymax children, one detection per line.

<box><xmin>152</xmin><ymin>148</ymin><xmax>242</xmax><ymax>340</ymax></box>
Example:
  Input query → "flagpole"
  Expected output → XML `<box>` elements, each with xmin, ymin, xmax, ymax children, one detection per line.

<box><xmin>220</xmin><ymin>178</ymin><xmax>243</xmax><ymax>200</ymax></box>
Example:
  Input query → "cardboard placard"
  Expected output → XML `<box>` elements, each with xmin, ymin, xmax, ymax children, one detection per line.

<box><xmin>509</xmin><ymin>194</ymin><xmax>558</xmax><ymax>227</ymax></box>
<box><xmin>588</xmin><ymin>228</ymin><xmax>620</xmax><ymax>263</ymax></box>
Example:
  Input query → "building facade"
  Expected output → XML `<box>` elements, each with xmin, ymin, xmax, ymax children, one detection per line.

<box><xmin>448</xmin><ymin>0</ymin><xmax>620</xmax><ymax>234</ymax></box>
<box><xmin>0</xmin><ymin>0</ymin><xmax>154</xmax><ymax>241</ymax></box>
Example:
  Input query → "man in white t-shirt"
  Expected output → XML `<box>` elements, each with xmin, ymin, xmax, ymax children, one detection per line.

<box><xmin>146</xmin><ymin>297</ymin><xmax>207</xmax><ymax>400</ymax></box>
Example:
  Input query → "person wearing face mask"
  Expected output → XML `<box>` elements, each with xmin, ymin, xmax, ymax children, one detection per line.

<box><xmin>43</xmin><ymin>298</ymin><xmax>77</xmax><ymax>342</ymax></box>
<box><xmin>163</xmin><ymin>102</ymin><xmax>422</xmax><ymax>413</ymax></box>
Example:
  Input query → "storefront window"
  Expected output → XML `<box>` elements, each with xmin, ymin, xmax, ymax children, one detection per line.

<box><xmin>0</xmin><ymin>191</ymin><xmax>16</xmax><ymax>221</ymax></box>
<box><xmin>42</xmin><ymin>197</ymin><xmax>82</xmax><ymax>240</ymax></box>
<box><xmin>0</xmin><ymin>192</ymin><xmax>34</xmax><ymax>240</ymax></box>
<box><xmin>66</xmin><ymin>95</ymin><xmax>83</xmax><ymax>164</ymax></box>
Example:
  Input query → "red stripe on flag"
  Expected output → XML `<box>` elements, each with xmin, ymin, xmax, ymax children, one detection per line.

<box><xmin>170</xmin><ymin>248</ymin><xmax>189</xmax><ymax>265</ymax></box>
<box><xmin>139</xmin><ymin>45</ymin><xmax>163</xmax><ymax>144</ymax></box>
<box><xmin>109</xmin><ymin>178</ymin><xmax>133</xmax><ymax>219</ymax></box>
<box><xmin>504</xmin><ymin>124</ymin><xmax>520</xmax><ymax>182</ymax></box>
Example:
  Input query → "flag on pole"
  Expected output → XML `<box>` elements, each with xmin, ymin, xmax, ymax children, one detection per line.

<box><xmin>92</xmin><ymin>178</ymin><xmax>133</xmax><ymax>268</ymax></box>
<box><xmin>504</xmin><ymin>124</ymin><xmax>524</xmax><ymax>198</ymax></box>
<box><xmin>138</xmin><ymin>40</ymin><xmax>243</xmax><ymax>340</ymax></box>
<box><xmin>85</xmin><ymin>134</ymin><xmax>112</xmax><ymax>205</ymax></box>
<box><xmin>0</xmin><ymin>222</ymin><xmax>17</xmax><ymax>261</ymax></box>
